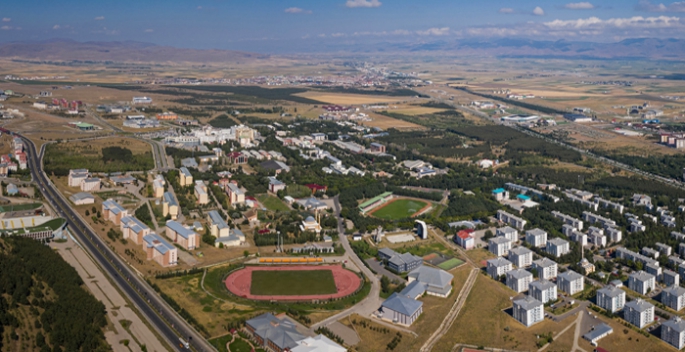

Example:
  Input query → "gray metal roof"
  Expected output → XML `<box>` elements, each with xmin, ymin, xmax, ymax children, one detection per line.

<box><xmin>382</xmin><ymin>292</ymin><xmax>423</xmax><ymax>316</ymax></box>
<box><xmin>490</xmin><ymin>236</ymin><xmax>512</xmax><ymax>245</ymax></box>
<box><xmin>625</xmin><ymin>299</ymin><xmax>654</xmax><ymax>313</ymax></box>
<box><xmin>530</xmin><ymin>279</ymin><xmax>556</xmax><ymax>291</ymax></box>
<box><xmin>583</xmin><ymin>323</ymin><xmax>613</xmax><ymax>341</ymax></box>
<box><xmin>526</xmin><ymin>228</ymin><xmax>547</xmax><ymax>237</ymax></box>
<box><xmin>663</xmin><ymin>317</ymin><xmax>685</xmax><ymax>333</ymax></box>
<box><xmin>509</xmin><ymin>246</ymin><xmax>532</xmax><ymax>256</ymax></box>
<box><xmin>498</xmin><ymin>226</ymin><xmax>518</xmax><ymax>234</ymax></box>
<box><xmin>163</xmin><ymin>192</ymin><xmax>178</xmax><ymax>207</ymax></box>
<box><xmin>103</xmin><ymin>199</ymin><xmax>126</xmax><ymax>214</ymax></box>
<box><xmin>407</xmin><ymin>266</ymin><xmax>453</xmax><ymax>290</ymax></box>
<box><xmin>629</xmin><ymin>270</ymin><xmax>655</xmax><ymax>282</ymax></box>
<box><xmin>547</xmin><ymin>238</ymin><xmax>569</xmax><ymax>246</ymax></box>
<box><xmin>513</xmin><ymin>295</ymin><xmax>542</xmax><ymax>311</ymax></box>
<box><xmin>558</xmin><ymin>270</ymin><xmax>583</xmax><ymax>282</ymax></box>
<box><xmin>143</xmin><ymin>233</ymin><xmax>175</xmax><ymax>255</ymax></box>
<box><xmin>399</xmin><ymin>280</ymin><xmax>426</xmax><ymax>298</ymax></box>
<box><xmin>507</xmin><ymin>268</ymin><xmax>532</xmax><ymax>280</ymax></box>
<box><xmin>208</xmin><ymin>210</ymin><xmax>228</xmax><ymax>229</ymax></box>
<box><xmin>179</xmin><ymin>166</ymin><xmax>193</xmax><ymax>177</ymax></box>
<box><xmin>597</xmin><ymin>286</ymin><xmax>624</xmax><ymax>298</ymax></box>
<box><xmin>388</xmin><ymin>252</ymin><xmax>422</xmax><ymax>267</ymax></box>
<box><xmin>246</xmin><ymin>313</ymin><xmax>304</xmax><ymax>350</ymax></box>
<box><xmin>166</xmin><ymin>220</ymin><xmax>196</xmax><ymax>239</ymax></box>
<box><xmin>533</xmin><ymin>257</ymin><xmax>557</xmax><ymax>268</ymax></box>
<box><xmin>664</xmin><ymin>285</ymin><xmax>685</xmax><ymax>297</ymax></box>
<box><xmin>487</xmin><ymin>257</ymin><xmax>513</xmax><ymax>267</ymax></box>
<box><xmin>69</xmin><ymin>192</ymin><xmax>94</xmax><ymax>202</ymax></box>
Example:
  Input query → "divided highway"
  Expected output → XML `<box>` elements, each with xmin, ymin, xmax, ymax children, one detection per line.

<box><xmin>18</xmin><ymin>132</ymin><xmax>214</xmax><ymax>352</ymax></box>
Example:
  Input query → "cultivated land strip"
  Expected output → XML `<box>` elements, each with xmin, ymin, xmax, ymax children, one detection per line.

<box><xmin>420</xmin><ymin>267</ymin><xmax>479</xmax><ymax>352</ymax></box>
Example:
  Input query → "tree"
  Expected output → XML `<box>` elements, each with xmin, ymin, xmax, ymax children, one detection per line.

<box><xmin>85</xmin><ymin>210</ymin><xmax>90</xmax><ymax>216</ymax></box>
<box><xmin>380</xmin><ymin>275</ymin><xmax>390</xmax><ymax>293</ymax></box>
<box><xmin>243</xmin><ymin>250</ymin><xmax>250</xmax><ymax>257</ymax></box>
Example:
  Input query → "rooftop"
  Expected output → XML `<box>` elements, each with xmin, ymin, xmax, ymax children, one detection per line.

<box><xmin>382</xmin><ymin>292</ymin><xmax>423</xmax><ymax>316</ymax></box>
<box><xmin>514</xmin><ymin>295</ymin><xmax>542</xmax><ymax>311</ymax></box>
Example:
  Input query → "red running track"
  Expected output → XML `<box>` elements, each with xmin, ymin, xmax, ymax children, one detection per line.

<box><xmin>225</xmin><ymin>265</ymin><xmax>362</xmax><ymax>301</ymax></box>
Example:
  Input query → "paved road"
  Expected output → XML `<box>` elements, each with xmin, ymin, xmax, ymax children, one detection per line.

<box><xmin>18</xmin><ymin>131</ymin><xmax>214</xmax><ymax>352</ymax></box>
<box><xmin>311</xmin><ymin>195</ymin><xmax>381</xmax><ymax>329</ymax></box>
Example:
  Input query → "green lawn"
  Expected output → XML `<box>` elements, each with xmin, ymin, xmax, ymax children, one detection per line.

<box><xmin>438</xmin><ymin>258</ymin><xmax>464</xmax><ymax>270</ymax></box>
<box><xmin>250</xmin><ymin>270</ymin><xmax>337</xmax><ymax>296</ymax></box>
<box><xmin>228</xmin><ymin>338</ymin><xmax>253</xmax><ymax>352</ymax></box>
<box><xmin>256</xmin><ymin>195</ymin><xmax>289</xmax><ymax>212</ymax></box>
<box><xmin>0</xmin><ymin>203</ymin><xmax>42</xmax><ymax>213</ymax></box>
<box><xmin>370</xmin><ymin>199</ymin><xmax>429</xmax><ymax>220</ymax></box>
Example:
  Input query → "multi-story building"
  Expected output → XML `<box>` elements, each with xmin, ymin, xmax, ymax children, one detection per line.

<box><xmin>552</xmin><ymin>211</ymin><xmax>583</xmax><ymax>230</ymax></box>
<box><xmin>606</xmin><ymin>226</ymin><xmax>622</xmax><ymax>243</ymax></box>
<box><xmin>529</xmin><ymin>279</ymin><xmax>557</xmax><ymax>304</ymax></box>
<box><xmin>546</xmin><ymin>238</ymin><xmax>570</xmax><ymax>258</ymax></box>
<box><xmin>628</xmin><ymin>271</ymin><xmax>656</xmax><ymax>295</ymax></box>
<box><xmin>496</xmin><ymin>226</ymin><xmax>518</xmax><ymax>242</ymax></box>
<box><xmin>142</xmin><ymin>233</ymin><xmax>177</xmax><ymax>267</ymax></box>
<box><xmin>642</xmin><ymin>247</ymin><xmax>660</xmax><ymax>259</ymax></box>
<box><xmin>525</xmin><ymin>228</ymin><xmax>547</xmax><ymax>247</ymax></box>
<box><xmin>557</xmin><ymin>270</ymin><xmax>584</xmax><ymax>295</ymax></box>
<box><xmin>245</xmin><ymin>313</ymin><xmax>305</xmax><ymax>352</ymax></box>
<box><xmin>207</xmin><ymin>210</ymin><xmax>229</xmax><ymax>238</ymax></box>
<box><xmin>492</xmin><ymin>188</ymin><xmax>510</xmax><ymax>201</ymax></box>
<box><xmin>624</xmin><ymin>299</ymin><xmax>654</xmax><ymax>329</ymax></box>
<box><xmin>80</xmin><ymin>177</ymin><xmax>101</xmax><ymax>192</ymax></box>
<box><xmin>513</xmin><ymin>296</ymin><xmax>544</xmax><ymax>327</ymax></box>
<box><xmin>588</xmin><ymin>232</ymin><xmax>607</xmax><ymax>248</ymax></box>
<box><xmin>657</xmin><ymin>242</ymin><xmax>673</xmax><ymax>256</ymax></box>
<box><xmin>68</xmin><ymin>168</ymin><xmax>88</xmax><ymax>187</ymax></box>
<box><xmin>532</xmin><ymin>258</ymin><xmax>558</xmax><ymax>280</ymax></box>
<box><xmin>506</xmin><ymin>269</ymin><xmax>533</xmax><ymax>293</ymax></box>
<box><xmin>508</xmin><ymin>246</ymin><xmax>533</xmax><ymax>268</ymax></box>
<box><xmin>486</xmin><ymin>257</ymin><xmax>513</xmax><ymax>279</ymax></box>
<box><xmin>454</xmin><ymin>230</ymin><xmax>475</xmax><ymax>250</ymax></box>
<box><xmin>378</xmin><ymin>248</ymin><xmax>422</xmax><ymax>273</ymax></box>
<box><xmin>489</xmin><ymin>237</ymin><xmax>512</xmax><ymax>257</ymax></box>
<box><xmin>226</xmin><ymin>183</ymin><xmax>246</xmax><ymax>205</ymax></box>
<box><xmin>153</xmin><ymin>176</ymin><xmax>165</xmax><ymax>198</ymax></box>
<box><xmin>179</xmin><ymin>167</ymin><xmax>193</xmax><ymax>186</ymax></box>
<box><xmin>194</xmin><ymin>181</ymin><xmax>209</xmax><ymax>205</ymax></box>
<box><xmin>496</xmin><ymin>210</ymin><xmax>527</xmax><ymax>230</ymax></box>
<box><xmin>165</xmin><ymin>220</ymin><xmax>199</xmax><ymax>250</ymax></box>
<box><xmin>162</xmin><ymin>192</ymin><xmax>179</xmax><ymax>220</ymax></box>
<box><xmin>663</xmin><ymin>269</ymin><xmax>680</xmax><ymax>287</ymax></box>
<box><xmin>120</xmin><ymin>216</ymin><xmax>150</xmax><ymax>245</ymax></box>
<box><xmin>596</xmin><ymin>286</ymin><xmax>626</xmax><ymax>313</ymax></box>
<box><xmin>662</xmin><ymin>316</ymin><xmax>685</xmax><ymax>350</ymax></box>
<box><xmin>662</xmin><ymin>285</ymin><xmax>685</xmax><ymax>311</ymax></box>
<box><xmin>615</xmin><ymin>247</ymin><xmax>659</xmax><ymax>268</ymax></box>
<box><xmin>102</xmin><ymin>199</ymin><xmax>128</xmax><ymax>225</ymax></box>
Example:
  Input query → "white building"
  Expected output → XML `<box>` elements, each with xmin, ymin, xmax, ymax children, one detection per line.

<box><xmin>512</xmin><ymin>296</ymin><xmax>544</xmax><ymax>327</ymax></box>
<box><xmin>497</xmin><ymin>210</ymin><xmax>527</xmax><ymax>230</ymax></box>
<box><xmin>506</xmin><ymin>269</ymin><xmax>533</xmax><ymax>293</ymax></box>
<box><xmin>529</xmin><ymin>279</ymin><xmax>557</xmax><ymax>304</ymax></box>
<box><xmin>546</xmin><ymin>238</ymin><xmax>570</xmax><ymax>258</ymax></box>
<box><xmin>525</xmin><ymin>228</ymin><xmax>547</xmax><ymax>248</ymax></box>
<box><xmin>489</xmin><ymin>237</ymin><xmax>512</xmax><ymax>257</ymax></box>
<box><xmin>508</xmin><ymin>246</ymin><xmax>533</xmax><ymax>268</ymax></box>
<box><xmin>486</xmin><ymin>257</ymin><xmax>513</xmax><ymax>279</ymax></box>
<box><xmin>557</xmin><ymin>270</ymin><xmax>584</xmax><ymax>295</ymax></box>
<box><xmin>596</xmin><ymin>286</ymin><xmax>626</xmax><ymax>313</ymax></box>
<box><xmin>68</xmin><ymin>168</ymin><xmax>88</xmax><ymax>187</ymax></box>
<box><xmin>662</xmin><ymin>285</ymin><xmax>685</xmax><ymax>312</ymax></box>
<box><xmin>532</xmin><ymin>258</ymin><xmax>558</xmax><ymax>280</ymax></box>
<box><xmin>628</xmin><ymin>271</ymin><xmax>656</xmax><ymax>295</ymax></box>
<box><xmin>662</xmin><ymin>316</ymin><xmax>685</xmax><ymax>350</ymax></box>
<box><xmin>496</xmin><ymin>226</ymin><xmax>518</xmax><ymax>242</ymax></box>
<box><xmin>624</xmin><ymin>299</ymin><xmax>654</xmax><ymax>329</ymax></box>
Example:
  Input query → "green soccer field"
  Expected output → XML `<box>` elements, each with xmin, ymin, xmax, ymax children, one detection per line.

<box><xmin>371</xmin><ymin>199</ymin><xmax>429</xmax><ymax>220</ymax></box>
<box><xmin>250</xmin><ymin>270</ymin><xmax>337</xmax><ymax>296</ymax></box>
<box><xmin>438</xmin><ymin>258</ymin><xmax>465</xmax><ymax>270</ymax></box>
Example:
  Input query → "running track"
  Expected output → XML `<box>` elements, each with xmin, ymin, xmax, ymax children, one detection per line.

<box><xmin>225</xmin><ymin>265</ymin><xmax>361</xmax><ymax>301</ymax></box>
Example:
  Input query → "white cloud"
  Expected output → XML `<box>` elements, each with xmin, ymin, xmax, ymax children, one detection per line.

<box><xmin>416</xmin><ymin>27</ymin><xmax>451</xmax><ymax>36</ymax></box>
<box><xmin>285</xmin><ymin>7</ymin><xmax>312</xmax><ymax>14</ymax></box>
<box><xmin>144</xmin><ymin>29</ymin><xmax>154</xmax><ymax>33</ymax></box>
<box><xmin>564</xmin><ymin>2</ymin><xmax>595</xmax><ymax>9</ymax></box>
<box><xmin>544</xmin><ymin>15</ymin><xmax>682</xmax><ymax>29</ymax></box>
<box><xmin>94</xmin><ymin>16</ymin><xmax>105</xmax><ymax>20</ymax></box>
<box><xmin>345</xmin><ymin>0</ymin><xmax>382</xmax><ymax>8</ymax></box>
<box><xmin>318</xmin><ymin>33</ymin><xmax>326</xmax><ymax>38</ymax></box>
<box><xmin>533</xmin><ymin>6</ymin><xmax>545</xmax><ymax>15</ymax></box>
<box><xmin>499</xmin><ymin>8</ymin><xmax>515</xmax><ymax>14</ymax></box>
<box><xmin>636</xmin><ymin>0</ymin><xmax>685</xmax><ymax>12</ymax></box>
<box><xmin>53</xmin><ymin>24</ymin><xmax>61</xmax><ymax>30</ymax></box>
<box><xmin>1</xmin><ymin>25</ymin><xmax>12</xmax><ymax>30</ymax></box>
<box><xmin>197</xmin><ymin>6</ymin><xmax>202</xmax><ymax>10</ymax></box>
<box><xmin>2</xmin><ymin>18</ymin><xmax>10</xmax><ymax>22</ymax></box>
<box><xmin>331</xmin><ymin>32</ymin><xmax>346</xmax><ymax>37</ymax></box>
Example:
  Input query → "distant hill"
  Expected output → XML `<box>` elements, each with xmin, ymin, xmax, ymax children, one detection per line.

<box><xmin>0</xmin><ymin>38</ymin><xmax>269</xmax><ymax>63</ymax></box>
<box><xmin>372</xmin><ymin>37</ymin><xmax>685</xmax><ymax>60</ymax></box>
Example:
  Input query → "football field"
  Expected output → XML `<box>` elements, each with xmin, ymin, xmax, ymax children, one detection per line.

<box><xmin>371</xmin><ymin>199</ymin><xmax>430</xmax><ymax>220</ymax></box>
<box><xmin>250</xmin><ymin>270</ymin><xmax>337</xmax><ymax>296</ymax></box>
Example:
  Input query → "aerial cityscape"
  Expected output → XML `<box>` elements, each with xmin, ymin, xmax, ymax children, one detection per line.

<box><xmin>3</xmin><ymin>1</ymin><xmax>685</xmax><ymax>352</ymax></box>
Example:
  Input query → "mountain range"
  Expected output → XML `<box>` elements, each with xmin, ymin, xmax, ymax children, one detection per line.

<box><xmin>0</xmin><ymin>38</ymin><xmax>684</xmax><ymax>63</ymax></box>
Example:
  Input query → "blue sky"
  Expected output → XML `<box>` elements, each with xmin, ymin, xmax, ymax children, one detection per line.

<box><xmin>1</xmin><ymin>1</ymin><xmax>685</xmax><ymax>52</ymax></box>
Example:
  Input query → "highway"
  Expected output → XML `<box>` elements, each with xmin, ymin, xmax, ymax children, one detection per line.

<box><xmin>17</xmin><ymin>132</ymin><xmax>214</xmax><ymax>352</ymax></box>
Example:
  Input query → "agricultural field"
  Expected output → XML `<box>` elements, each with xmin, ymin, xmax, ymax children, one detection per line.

<box><xmin>43</xmin><ymin>137</ymin><xmax>154</xmax><ymax>175</ymax></box>
<box><xmin>256</xmin><ymin>194</ymin><xmax>289</xmax><ymax>212</ymax></box>
<box><xmin>294</xmin><ymin>92</ymin><xmax>412</xmax><ymax>105</ymax></box>
<box><xmin>370</xmin><ymin>198</ymin><xmax>430</xmax><ymax>220</ymax></box>
<box><xmin>250</xmin><ymin>270</ymin><xmax>337</xmax><ymax>296</ymax></box>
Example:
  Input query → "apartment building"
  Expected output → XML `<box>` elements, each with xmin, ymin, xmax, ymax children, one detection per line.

<box><xmin>532</xmin><ymin>258</ymin><xmax>558</xmax><ymax>280</ymax></box>
<box><xmin>529</xmin><ymin>279</ymin><xmax>557</xmax><ymax>304</ymax></box>
<box><xmin>596</xmin><ymin>286</ymin><xmax>626</xmax><ymax>313</ymax></box>
<box><xmin>525</xmin><ymin>228</ymin><xmax>547</xmax><ymax>248</ymax></box>
<box><xmin>557</xmin><ymin>270</ymin><xmax>584</xmax><ymax>295</ymax></box>
<box><xmin>165</xmin><ymin>220</ymin><xmax>199</xmax><ymax>250</ymax></box>
<box><xmin>486</xmin><ymin>257</ymin><xmax>513</xmax><ymax>279</ymax></box>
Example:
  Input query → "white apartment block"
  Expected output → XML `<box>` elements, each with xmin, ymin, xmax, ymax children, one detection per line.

<box><xmin>529</xmin><ymin>279</ymin><xmax>557</xmax><ymax>304</ymax></box>
<box><xmin>496</xmin><ymin>210</ymin><xmax>527</xmax><ymax>230</ymax></box>
<box><xmin>662</xmin><ymin>316</ymin><xmax>685</xmax><ymax>350</ymax></box>
<box><xmin>662</xmin><ymin>285</ymin><xmax>685</xmax><ymax>312</ymax></box>
<box><xmin>513</xmin><ymin>296</ymin><xmax>544</xmax><ymax>327</ymax></box>
<box><xmin>489</xmin><ymin>237</ymin><xmax>512</xmax><ymax>257</ymax></box>
<box><xmin>663</xmin><ymin>269</ymin><xmax>680</xmax><ymax>287</ymax></box>
<box><xmin>628</xmin><ymin>271</ymin><xmax>656</xmax><ymax>295</ymax></box>
<box><xmin>588</xmin><ymin>232</ymin><xmax>607</xmax><ymax>248</ymax></box>
<box><xmin>546</xmin><ymin>238</ymin><xmax>570</xmax><ymax>258</ymax></box>
<box><xmin>525</xmin><ymin>228</ymin><xmax>547</xmax><ymax>248</ymax></box>
<box><xmin>596</xmin><ymin>286</ymin><xmax>626</xmax><ymax>313</ymax></box>
<box><xmin>496</xmin><ymin>226</ymin><xmax>519</xmax><ymax>242</ymax></box>
<box><xmin>68</xmin><ymin>168</ymin><xmax>88</xmax><ymax>187</ymax></box>
<box><xmin>532</xmin><ymin>258</ymin><xmax>558</xmax><ymax>280</ymax></box>
<box><xmin>80</xmin><ymin>178</ymin><xmax>101</xmax><ymax>192</ymax></box>
<box><xmin>552</xmin><ymin>211</ymin><xmax>583</xmax><ymax>230</ymax></box>
<box><xmin>656</xmin><ymin>242</ymin><xmax>673</xmax><ymax>256</ymax></box>
<box><xmin>508</xmin><ymin>246</ymin><xmax>533</xmax><ymax>268</ymax></box>
<box><xmin>606</xmin><ymin>227</ymin><xmax>622</xmax><ymax>243</ymax></box>
<box><xmin>506</xmin><ymin>269</ymin><xmax>533</xmax><ymax>293</ymax></box>
<box><xmin>557</xmin><ymin>270</ymin><xmax>584</xmax><ymax>295</ymax></box>
<box><xmin>486</xmin><ymin>257</ymin><xmax>513</xmax><ymax>279</ymax></box>
<box><xmin>624</xmin><ymin>299</ymin><xmax>654</xmax><ymax>329</ymax></box>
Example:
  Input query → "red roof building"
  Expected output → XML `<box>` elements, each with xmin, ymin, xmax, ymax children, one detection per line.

<box><xmin>305</xmin><ymin>184</ymin><xmax>328</xmax><ymax>194</ymax></box>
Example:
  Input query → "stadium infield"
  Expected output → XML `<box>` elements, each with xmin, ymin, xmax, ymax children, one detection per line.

<box><xmin>370</xmin><ymin>198</ymin><xmax>431</xmax><ymax>220</ymax></box>
<box><xmin>225</xmin><ymin>265</ymin><xmax>362</xmax><ymax>301</ymax></box>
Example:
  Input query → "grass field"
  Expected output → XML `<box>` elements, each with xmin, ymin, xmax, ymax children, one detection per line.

<box><xmin>250</xmin><ymin>270</ymin><xmax>337</xmax><ymax>296</ymax></box>
<box><xmin>0</xmin><ymin>203</ymin><xmax>42</xmax><ymax>213</ymax></box>
<box><xmin>370</xmin><ymin>199</ymin><xmax>429</xmax><ymax>220</ymax></box>
<box><xmin>256</xmin><ymin>195</ymin><xmax>289</xmax><ymax>212</ymax></box>
<box><xmin>438</xmin><ymin>258</ymin><xmax>464</xmax><ymax>270</ymax></box>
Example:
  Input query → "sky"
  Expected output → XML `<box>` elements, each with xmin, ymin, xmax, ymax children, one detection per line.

<box><xmin>1</xmin><ymin>0</ymin><xmax>685</xmax><ymax>53</ymax></box>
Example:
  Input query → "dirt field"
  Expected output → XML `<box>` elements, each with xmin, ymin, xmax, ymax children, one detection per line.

<box><xmin>392</xmin><ymin>107</ymin><xmax>447</xmax><ymax>116</ymax></box>
<box><xmin>363</xmin><ymin>111</ymin><xmax>425</xmax><ymax>130</ymax></box>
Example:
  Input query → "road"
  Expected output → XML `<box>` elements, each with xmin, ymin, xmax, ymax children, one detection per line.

<box><xmin>18</xmin><ymin>131</ymin><xmax>214</xmax><ymax>352</ymax></box>
<box><xmin>311</xmin><ymin>195</ymin><xmax>381</xmax><ymax>329</ymax></box>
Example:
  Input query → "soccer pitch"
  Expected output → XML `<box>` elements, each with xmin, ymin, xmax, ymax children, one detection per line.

<box><xmin>250</xmin><ymin>270</ymin><xmax>337</xmax><ymax>296</ymax></box>
<box><xmin>371</xmin><ymin>199</ymin><xmax>429</xmax><ymax>220</ymax></box>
